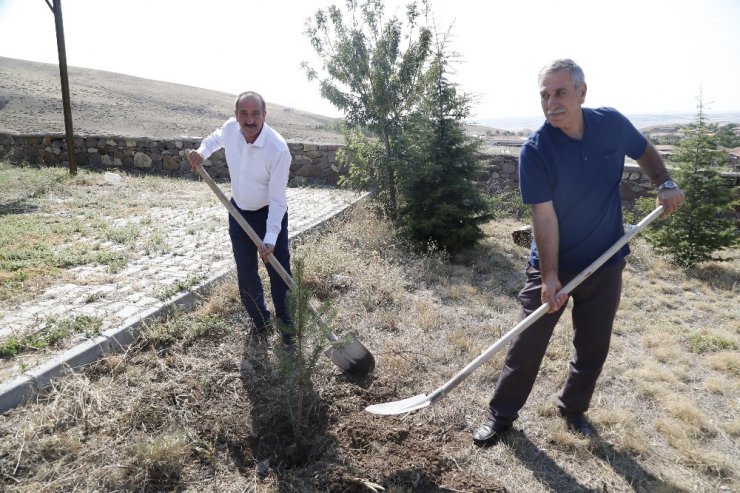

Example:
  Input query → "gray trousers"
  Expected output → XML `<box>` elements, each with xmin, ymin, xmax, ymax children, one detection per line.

<box><xmin>488</xmin><ymin>259</ymin><xmax>626</xmax><ymax>425</ymax></box>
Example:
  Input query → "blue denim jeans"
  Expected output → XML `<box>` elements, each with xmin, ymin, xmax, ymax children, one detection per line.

<box><xmin>228</xmin><ymin>200</ymin><xmax>293</xmax><ymax>342</ymax></box>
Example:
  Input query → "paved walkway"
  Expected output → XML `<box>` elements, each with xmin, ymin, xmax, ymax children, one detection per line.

<box><xmin>0</xmin><ymin>185</ymin><xmax>366</xmax><ymax>411</ymax></box>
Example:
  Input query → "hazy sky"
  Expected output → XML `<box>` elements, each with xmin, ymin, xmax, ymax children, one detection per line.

<box><xmin>0</xmin><ymin>0</ymin><xmax>738</xmax><ymax>121</ymax></box>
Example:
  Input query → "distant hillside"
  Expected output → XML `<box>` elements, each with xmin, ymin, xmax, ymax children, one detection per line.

<box><xmin>475</xmin><ymin>111</ymin><xmax>740</xmax><ymax>133</ymax></box>
<box><xmin>0</xmin><ymin>56</ymin><xmax>344</xmax><ymax>143</ymax></box>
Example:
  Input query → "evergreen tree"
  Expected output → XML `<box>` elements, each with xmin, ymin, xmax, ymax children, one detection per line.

<box><xmin>276</xmin><ymin>258</ymin><xmax>329</xmax><ymax>443</ymax></box>
<box><xmin>396</xmin><ymin>33</ymin><xmax>492</xmax><ymax>253</ymax></box>
<box><xmin>645</xmin><ymin>99</ymin><xmax>739</xmax><ymax>267</ymax></box>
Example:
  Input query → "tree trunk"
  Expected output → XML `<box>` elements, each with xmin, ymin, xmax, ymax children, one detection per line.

<box><xmin>382</xmin><ymin>129</ymin><xmax>397</xmax><ymax>218</ymax></box>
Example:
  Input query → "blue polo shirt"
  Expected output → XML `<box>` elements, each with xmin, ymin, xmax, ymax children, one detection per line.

<box><xmin>519</xmin><ymin>107</ymin><xmax>647</xmax><ymax>272</ymax></box>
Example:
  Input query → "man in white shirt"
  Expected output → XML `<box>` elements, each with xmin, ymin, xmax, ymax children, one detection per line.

<box><xmin>186</xmin><ymin>91</ymin><xmax>294</xmax><ymax>348</ymax></box>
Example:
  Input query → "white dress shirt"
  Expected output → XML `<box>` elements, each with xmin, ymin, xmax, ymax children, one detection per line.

<box><xmin>197</xmin><ymin>119</ymin><xmax>291</xmax><ymax>245</ymax></box>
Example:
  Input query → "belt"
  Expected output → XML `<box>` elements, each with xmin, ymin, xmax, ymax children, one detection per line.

<box><xmin>230</xmin><ymin>198</ymin><xmax>268</xmax><ymax>214</ymax></box>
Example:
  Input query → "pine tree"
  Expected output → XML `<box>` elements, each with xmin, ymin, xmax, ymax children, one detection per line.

<box><xmin>396</xmin><ymin>33</ymin><xmax>492</xmax><ymax>253</ymax></box>
<box><xmin>276</xmin><ymin>258</ymin><xmax>330</xmax><ymax>444</ymax></box>
<box><xmin>645</xmin><ymin>99</ymin><xmax>739</xmax><ymax>267</ymax></box>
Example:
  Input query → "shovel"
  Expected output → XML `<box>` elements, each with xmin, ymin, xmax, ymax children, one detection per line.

<box><xmin>366</xmin><ymin>206</ymin><xmax>664</xmax><ymax>415</ymax></box>
<box><xmin>194</xmin><ymin>164</ymin><xmax>375</xmax><ymax>375</ymax></box>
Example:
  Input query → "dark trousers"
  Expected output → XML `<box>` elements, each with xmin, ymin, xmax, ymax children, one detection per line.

<box><xmin>488</xmin><ymin>259</ymin><xmax>626</xmax><ymax>425</ymax></box>
<box><xmin>228</xmin><ymin>200</ymin><xmax>293</xmax><ymax>339</ymax></box>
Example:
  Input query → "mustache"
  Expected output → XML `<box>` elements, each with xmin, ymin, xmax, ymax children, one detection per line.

<box><xmin>547</xmin><ymin>108</ymin><xmax>565</xmax><ymax>116</ymax></box>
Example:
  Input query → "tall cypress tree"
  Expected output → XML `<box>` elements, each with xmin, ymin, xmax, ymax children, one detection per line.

<box><xmin>396</xmin><ymin>34</ymin><xmax>492</xmax><ymax>253</ymax></box>
<box><xmin>645</xmin><ymin>99</ymin><xmax>739</xmax><ymax>267</ymax></box>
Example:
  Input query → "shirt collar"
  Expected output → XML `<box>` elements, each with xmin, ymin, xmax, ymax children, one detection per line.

<box><xmin>254</xmin><ymin>123</ymin><xmax>269</xmax><ymax>147</ymax></box>
<box><xmin>243</xmin><ymin>123</ymin><xmax>268</xmax><ymax>147</ymax></box>
<box><xmin>546</xmin><ymin>108</ymin><xmax>589</xmax><ymax>145</ymax></box>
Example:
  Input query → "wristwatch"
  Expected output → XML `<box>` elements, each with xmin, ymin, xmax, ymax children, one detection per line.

<box><xmin>657</xmin><ymin>179</ymin><xmax>677</xmax><ymax>192</ymax></box>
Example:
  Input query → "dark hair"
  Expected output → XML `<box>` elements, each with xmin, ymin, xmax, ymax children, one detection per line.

<box><xmin>234</xmin><ymin>91</ymin><xmax>266</xmax><ymax>112</ymax></box>
<box><xmin>538</xmin><ymin>59</ymin><xmax>586</xmax><ymax>89</ymax></box>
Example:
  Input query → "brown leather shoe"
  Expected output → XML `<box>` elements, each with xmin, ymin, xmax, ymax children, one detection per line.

<box><xmin>561</xmin><ymin>411</ymin><xmax>596</xmax><ymax>438</ymax></box>
<box><xmin>472</xmin><ymin>417</ymin><xmax>511</xmax><ymax>446</ymax></box>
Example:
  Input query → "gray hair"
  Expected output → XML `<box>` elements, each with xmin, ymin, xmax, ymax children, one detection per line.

<box><xmin>538</xmin><ymin>59</ymin><xmax>586</xmax><ymax>89</ymax></box>
<box><xmin>234</xmin><ymin>91</ymin><xmax>266</xmax><ymax>112</ymax></box>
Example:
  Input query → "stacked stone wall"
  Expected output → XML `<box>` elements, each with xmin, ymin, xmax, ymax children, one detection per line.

<box><xmin>478</xmin><ymin>152</ymin><xmax>739</xmax><ymax>206</ymax></box>
<box><xmin>2</xmin><ymin>133</ymin><xmax>737</xmax><ymax>206</ymax></box>
<box><xmin>0</xmin><ymin>133</ymin><xmax>344</xmax><ymax>185</ymax></box>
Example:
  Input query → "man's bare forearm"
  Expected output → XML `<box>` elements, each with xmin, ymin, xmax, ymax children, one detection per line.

<box><xmin>532</xmin><ymin>202</ymin><xmax>559</xmax><ymax>281</ymax></box>
<box><xmin>636</xmin><ymin>142</ymin><xmax>671</xmax><ymax>186</ymax></box>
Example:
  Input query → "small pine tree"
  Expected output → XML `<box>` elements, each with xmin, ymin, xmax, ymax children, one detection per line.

<box><xmin>396</xmin><ymin>33</ymin><xmax>492</xmax><ymax>253</ymax></box>
<box><xmin>645</xmin><ymin>99</ymin><xmax>739</xmax><ymax>267</ymax></box>
<box><xmin>276</xmin><ymin>258</ymin><xmax>329</xmax><ymax>443</ymax></box>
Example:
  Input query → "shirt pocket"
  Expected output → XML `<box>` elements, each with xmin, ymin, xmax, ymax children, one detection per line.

<box><xmin>599</xmin><ymin>148</ymin><xmax>623</xmax><ymax>186</ymax></box>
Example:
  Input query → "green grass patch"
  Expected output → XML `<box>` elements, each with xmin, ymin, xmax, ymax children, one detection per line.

<box><xmin>145</xmin><ymin>228</ymin><xmax>171</xmax><ymax>255</ymax></box>
<box><xmin>0</xmin><ymin>315</ymin><xmax>102</xmax><ymax>359</ymax></box>
<box><xmin>102</xmin><ymin>223</ymin><xmax>141</xmax><ymax>245</ymax></box>
<box><xmin>685</xmin><ymin>332</ymin><xmax>737</xmax><ymax>354</ymax></box>
<box><xmin>84</xmin><ymin>291</ymin><xmax>105</xmax><ymax>303</ymax></box>
<box><xmin>49</xmin><ymin>314</ymin><xmax>104</xmax><ymax>337</ymax></box>
<box><xmin>0</xmin><ymin>163</ymin><xmax>138</xmax><ymax>302</ymax></box>
<box><xmin>0</xmin><ymin>239</ymin><xmax>129</xmax><ymax>299</ymax></box>
<box><xmin>156</xmin><ymin>274</ymin><xmax>204</xmax><ymax>302</ymax></box>
<box><xmin>0</xmin><ymin>163</ymin><xmax>69</xmax><ymax>204</ymax></box>
<box><xmin>0</xmin><ymin>163</ymin><xmax>210</xmax><ymax>304</ymax></box>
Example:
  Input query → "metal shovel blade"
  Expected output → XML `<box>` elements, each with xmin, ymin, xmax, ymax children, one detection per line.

<box><xmin>325</xmin><ymin>332</ymin><xmax>376</xmax><ymax>375</ymax></box>
<box><xmin>366</xmin><ymin>393</ymin><xmax>432</xmax><ymax>415</ymax></box>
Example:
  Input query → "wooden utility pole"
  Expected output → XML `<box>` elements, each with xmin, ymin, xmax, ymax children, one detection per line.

<box><xmin>45</xmin><ymin>0</ymin><xmax>77</xmax><ymax>175</ymax></box>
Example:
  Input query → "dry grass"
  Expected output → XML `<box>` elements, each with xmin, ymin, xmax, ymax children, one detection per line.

<box><xmin>0</xmin><ymin>201</ymin><xmax>738</xmax><ymax>492</ymax></box>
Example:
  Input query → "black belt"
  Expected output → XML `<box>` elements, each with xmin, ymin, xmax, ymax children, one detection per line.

<box><xmin>231</xmin><ymin>198</ymin><xmax>269</xmax><ymax>214</ymax></box>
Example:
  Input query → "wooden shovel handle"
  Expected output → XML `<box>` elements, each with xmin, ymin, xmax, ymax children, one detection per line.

<box><xmin>426</xmin><ymin>205</ymin><xmax>665</xmax><ymax>404</ymax></box>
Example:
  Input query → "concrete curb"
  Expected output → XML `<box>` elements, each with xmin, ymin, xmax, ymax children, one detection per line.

<box><xmin>0</xmin><ymin>375</ymin><xmax>35</xmax><ymax>411</ymax></box>
<box><xmin>0</xmin><ymin>191</ymin><xmax>369</xmax><ymax>413</ymax></box>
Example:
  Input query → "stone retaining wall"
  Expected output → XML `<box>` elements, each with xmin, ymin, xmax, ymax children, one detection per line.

<box><xmin>479</xmin><ymin>152</ymin><xmax>740</xmax><ymax>204</ymax></box>
<box><xmin>0</xmin><ymin>133</ymin><xmax>344</xmax><ymax>185</ymax></box>
<box><xmin>2</xmin><ymin>132</ymin><xmax>738</xmax><ymax>202</ymax></box>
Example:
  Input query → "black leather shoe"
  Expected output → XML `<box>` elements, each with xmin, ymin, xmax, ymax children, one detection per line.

<box><xmin>281</xmin><ymin>332</ymin><xmax>296</xmax><ymax>356</ymax></box>
<box><xmin>282</xmin><ymin>339</ymin><xmax>295</xmax><ymax>356</ymax></box>
<box><xmin>472</xmin><ymin>417</ymin><xmax>511</xmax><ymax>446</ymax></box>
<box><xmin>561</xmin><ymin>411</ymin><xmax>596</xmax><ymax>438</ymax></box>
<box><xmin>251</xmin><ymin>321</ymin><xmax>272</xmax><ymax>335</ymax></box>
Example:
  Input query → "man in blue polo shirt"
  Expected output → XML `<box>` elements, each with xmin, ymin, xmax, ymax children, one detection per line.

<box><xmin>472</xmin><ymin>59</ymin><xmax>685</xmax><ymax>445</ymax></box>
